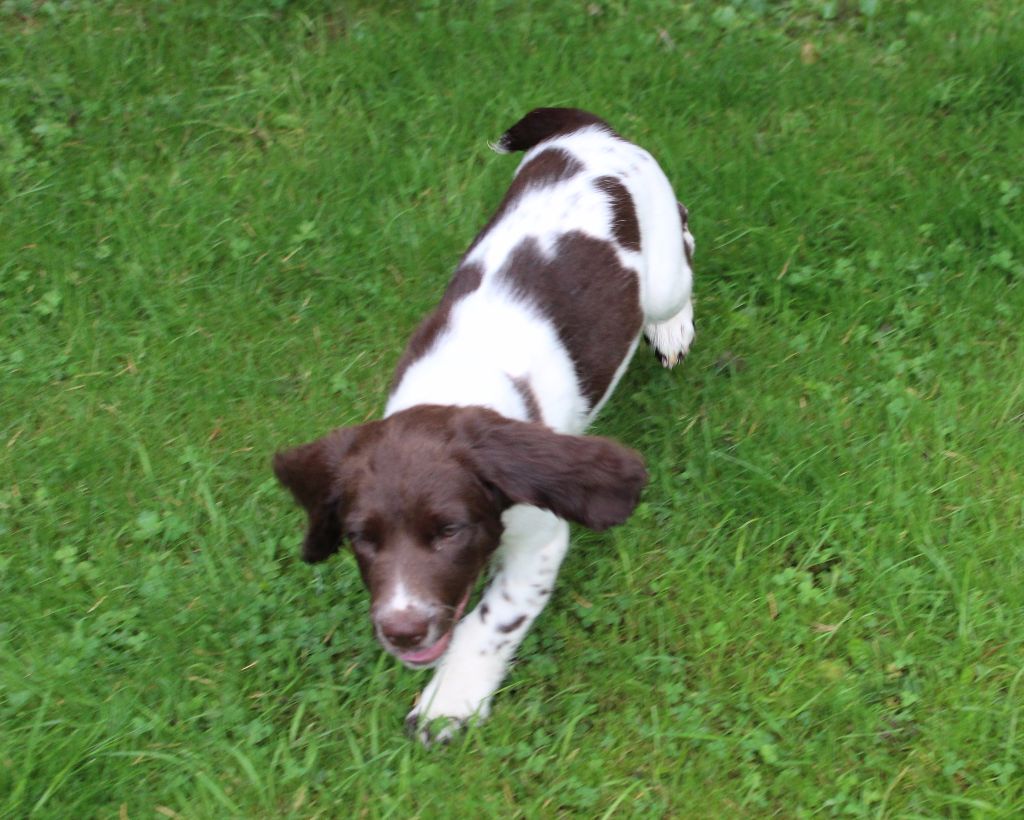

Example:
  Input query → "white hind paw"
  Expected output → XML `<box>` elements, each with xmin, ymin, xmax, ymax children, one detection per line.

<box><xmin>644</xmin><ymin>301</ymin><xmax>695</xmax><ymax>369</ymax></box>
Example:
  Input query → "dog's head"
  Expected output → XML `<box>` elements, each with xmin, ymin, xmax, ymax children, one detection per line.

<box><xmin>273</xmin><ymin>405</ymin><xmax>646</xmax><ymax>667</ymax></box>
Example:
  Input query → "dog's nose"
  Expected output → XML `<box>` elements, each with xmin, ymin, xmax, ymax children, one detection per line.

<box><xmin>377</xmin><ymin>612</ymin><xmax>431</xmax><ymax>649</ymax></box>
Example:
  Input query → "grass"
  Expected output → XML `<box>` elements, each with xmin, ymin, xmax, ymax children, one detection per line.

<box><xmin>1</xmin><ymin>0</ymin><xmax>1023</xmax><ymax>815</ymax></box>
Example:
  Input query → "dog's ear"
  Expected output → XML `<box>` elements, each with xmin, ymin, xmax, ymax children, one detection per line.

<box><xmin>272</xmin><ymin>427</ymin><xmax>358</xmax><ymax>563</ymax></box>
<box><xmin>458</xmin><ymin>410</ymin><xmax>647</xmax><ymax>531</ymax></box>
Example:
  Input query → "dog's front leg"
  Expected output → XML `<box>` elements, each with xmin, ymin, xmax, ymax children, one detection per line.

<box><xmin>406</xmin><ymin>505</ymin><xmax>569</xmax><ymax>746</ymax></box>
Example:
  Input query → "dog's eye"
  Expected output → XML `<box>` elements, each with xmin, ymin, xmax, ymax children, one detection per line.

<box><xmin>433</xmin><ymin>523</ymin><xmax>464</xmax><ymax>544</ymax></box>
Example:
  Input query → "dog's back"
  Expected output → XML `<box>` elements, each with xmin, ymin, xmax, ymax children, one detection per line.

<box><xmin>386</xmin><ymin>108</ymin><xmax>695</xmax><ymax>433</ymax></box>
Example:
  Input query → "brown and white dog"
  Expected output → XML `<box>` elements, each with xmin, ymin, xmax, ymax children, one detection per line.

<box><xmin>273</xmin><ymin>108</ymin><xmax>695</xmax><ymax>744</ymax></box>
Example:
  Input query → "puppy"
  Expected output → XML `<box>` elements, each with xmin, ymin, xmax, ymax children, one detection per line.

<box><xmin>273</xmin><ymin>108</ymin><xmax>695</xmax><ymax>744</ymax></box>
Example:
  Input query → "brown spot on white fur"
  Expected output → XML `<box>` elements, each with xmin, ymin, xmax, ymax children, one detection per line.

<box><xmin>497</xmin><ymin>233</ymin><xmax>642</xmax><ymax>407</ymax></box>
<box><xmin>595</xmin><ymin>176</ymin><xmax>641</xmax><ymax>252</ymax></box>
<box><xmin>509</xmin><ymin>374</ymin><xmax>542</xmax><ymax>422</ymax></box>
<box><xmin>498</xmin><ymin>615</ymin><xmax>526</xmax><ymax>633</ymax></box>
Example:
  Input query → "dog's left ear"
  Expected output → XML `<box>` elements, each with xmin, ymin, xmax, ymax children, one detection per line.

<box><xmin>458</xmin><ymin>409</ymin><xmax>647</xmax><ymax>531</ymax></box>
<box><xmin>272</xmin><ymin>427</ymin><xmax>358</xmax><ymax>563</ymax></box>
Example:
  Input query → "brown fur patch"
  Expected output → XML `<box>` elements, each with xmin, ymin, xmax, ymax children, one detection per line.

<box><xmin>595</xmin><ymin>176</ymin><xmax>641</xmax><ymax>252</ymax></box>
<box><xmin>509</xmin><ymin>375</ymin><xmax>542</xmax><ymax>423</ymax></box>
<box><xmin>498</xmin><ymin>108</ymin><xmax>618</xmax><ymax>153</ymax></box>
<box><xmin>498</xmin><ymin>614</ymin><xmax>526</xmax><ymax>633</ymax></box>
<box><xmin>496</xmin><ymin>232</ymin><xmax>642</xmax><ymax>407</ymax></box>
<box><xmin>391</xmin><ymin>149</ymin><xmax>585</xmax><ymax>391</ymax></box>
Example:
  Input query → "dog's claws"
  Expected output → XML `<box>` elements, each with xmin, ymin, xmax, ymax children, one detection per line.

<box><xmin>650</xmin><ymin>346</ymin><xmax>682</xmax><ymax>369</ymax></box>
<box><xmin>645</xmin><ymin>333</ymin><xmax>686</xmax><ymax>369</ymax></box>
<box><xmin>405</xmin><ymin>710</ymin><xmax>465</xmax><ymax>747</ymax></box>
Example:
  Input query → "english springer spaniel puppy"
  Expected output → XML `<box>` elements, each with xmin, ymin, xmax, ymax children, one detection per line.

<box><xmin>273</xmin><ymin>108</ymin><xmax>695</xmax><ymax>745</ymax></box>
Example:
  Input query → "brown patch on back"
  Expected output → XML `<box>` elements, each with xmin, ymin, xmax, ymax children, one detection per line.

<box><xmin>595</xmin><ymin>176</ymin><xmax>640</xmax><ymax>252</ymax></box>
<box><xmin>508</xmin><ymin>375</ymin><xmax>542</xmax><ymax>423</ymax></box>
<box><xmin>391</xmin><ymin>263</ymin><xmax>483</xmax><ymax>390</ymax></box>
<box><xmin>517</xmin><ymin>147</ymin><xmax>584</xmax><ymax>188</ymax></box>
<box><xmin>464</xmin><ymin>148</ymin><xmax>583</xmax><ymax>259</ymax></box>
<box><xmin>393</xmin><ymin>149</ymin><xmax>584</xmax><ymax>386</ymax></box>
<box><xmin>497</xmin><ymin>233</ymin><xmax>642</xmax><ymax>407</ymax></box>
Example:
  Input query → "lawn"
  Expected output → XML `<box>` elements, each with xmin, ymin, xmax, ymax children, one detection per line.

<box><xmin>2</xmin><ymin>0</ymin><xmax>1023</xmax><ymax>815</ymax></box>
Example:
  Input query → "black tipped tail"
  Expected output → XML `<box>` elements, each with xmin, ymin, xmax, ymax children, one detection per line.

<box><xmin>494</xmin><ymin>108</ymin><xmax>615</xmax><ymax>154</ymax></box>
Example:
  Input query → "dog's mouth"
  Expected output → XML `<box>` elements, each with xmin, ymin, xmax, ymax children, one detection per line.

<box><xmin>394</xmin><ymin>588</ymin><xmax>472</xmax><ymax>669</ymax></box>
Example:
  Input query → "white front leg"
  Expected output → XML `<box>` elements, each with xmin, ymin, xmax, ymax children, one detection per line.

<box><xmin>406</xmin><ymin>505</ymin><xmax>569</xmax><ymax>745</ymax></box>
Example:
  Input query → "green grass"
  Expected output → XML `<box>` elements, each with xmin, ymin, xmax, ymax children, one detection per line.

<box><xmin>2</xmin><ymin>0</ymin><xmax>1023</xmax><ymax>815</ymax></box>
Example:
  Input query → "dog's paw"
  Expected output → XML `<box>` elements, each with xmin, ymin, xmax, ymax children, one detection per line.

<box><xmin>644</xmin><ymin>301</ymin><xmax>695</xmax><ymax>369</ymax></box>
<box><xmin>404</xmin><ymin>709</ymin><xmax>469</xmax><ymax>747</ymax></box>
<box><xmin>404</xmin><ymin>682</ymin><xmax>493</xmax><ymax>747</ymax></box>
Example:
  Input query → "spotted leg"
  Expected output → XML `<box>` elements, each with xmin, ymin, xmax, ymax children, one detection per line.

<box><xmin>405</xmin><ymin>505</ymin><xmax>569</xmax><ymax>745</ymax></box>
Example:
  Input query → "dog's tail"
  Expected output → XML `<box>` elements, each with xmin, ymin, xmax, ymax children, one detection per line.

<box><xmin>491</xmin><ymin>108</ymin><xmax>615</xmax><ymax>154</ymax></box>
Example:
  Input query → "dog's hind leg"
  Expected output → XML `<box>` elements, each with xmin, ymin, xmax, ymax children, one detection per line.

<box><xmin>640</xmin><ymin>200</ymin><xmax>695</xmax><ymax>369</ymax></box>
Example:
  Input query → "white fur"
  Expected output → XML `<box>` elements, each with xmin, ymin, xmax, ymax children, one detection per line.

<box><xmin>388</xmin><ymin>123</ymin><xmax>694</xmax><ymax>744</ymax></box>
<box><xmin>376</xmin><ymin>577</ymin><xmax>430</xmax><ymax>618</ymax></box>
<box><xmin>385</xmin><ymin>578</ymin><xmax>414</xmax><ymax>611</ymax></box>
<box><xmin>386</xmin><ymin>289</ymin><xmax>584</xmax><ymax>430</ymax></box>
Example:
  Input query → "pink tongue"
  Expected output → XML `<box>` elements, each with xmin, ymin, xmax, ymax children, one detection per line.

<box><xmin>399</xmin><ymin>588</ymin><xmax>471</xmax><ymax>665</ymax></box>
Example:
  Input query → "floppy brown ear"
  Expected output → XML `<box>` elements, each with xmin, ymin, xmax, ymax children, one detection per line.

<box><xmin>272</xmin><ymin>428</ymin><xmax>357</xmax><ymax>563</ymax></box>
<box><xmin>459</xmin><ymin>410</ymin><xmax>647</xmax><ymax>531</ymax></box>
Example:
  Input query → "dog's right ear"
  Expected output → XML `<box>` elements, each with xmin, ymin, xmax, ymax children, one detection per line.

<box><xmin>457</xmin><ymin>409</ymin><xmax>648</xmax><ymax>532</ymax></box>
<box><xmin>272</xmin><ymin>428</ymin><xmax>358</xmax><ymax>563</ymax></box>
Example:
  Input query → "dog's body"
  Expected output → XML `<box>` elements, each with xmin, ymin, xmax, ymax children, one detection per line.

<box><xmin>274</xmin><ymin>109</ymin><xmax>694</xmax><ymax>744</ymax></box>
